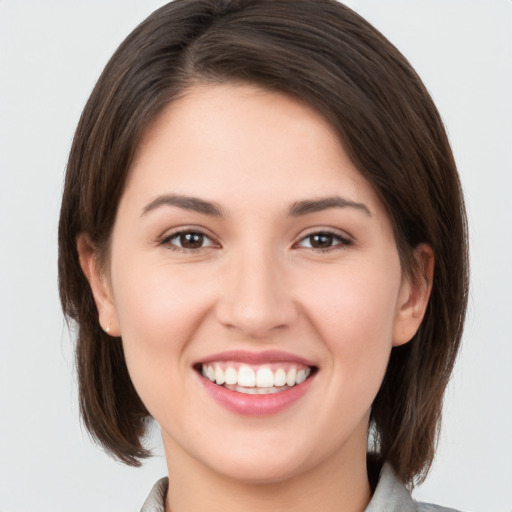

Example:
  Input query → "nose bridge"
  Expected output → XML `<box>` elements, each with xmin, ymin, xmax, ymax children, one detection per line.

<box><xmin>216</xmin><ymin>242</ymin><xmax>297</xmax><ymax>338</ymax></box>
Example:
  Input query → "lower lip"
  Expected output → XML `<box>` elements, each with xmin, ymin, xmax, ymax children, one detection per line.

<box><xmin>198</xmin><ymin>372</ymin><xmax>315</xmax><ymax>416</ymax></box>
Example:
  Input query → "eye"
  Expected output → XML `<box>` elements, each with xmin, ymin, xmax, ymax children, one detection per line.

<box><xmin>297</xmin><ymin>231</ymin><xmax>351</xmax><ymax>251</ymax></box>
<box><xmin>162</xmin><ymin>230</ymin><xmax>217</xmax><ymax>251</ymax></box>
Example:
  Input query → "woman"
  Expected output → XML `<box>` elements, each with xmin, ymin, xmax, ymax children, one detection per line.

<box><xmin>58</xmin><ymin>1</ymin><xmax>468</xmax><ymax>510</ymax></box>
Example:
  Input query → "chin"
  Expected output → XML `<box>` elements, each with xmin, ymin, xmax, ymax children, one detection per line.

<box><xmin>199</xmin><ymin>426</ymin><xmax>336</xmax><ymax>485</ymax></box>
<box><xmin>209</xmin><ymin>451</ymin><xmax>311</xmax><ymax>485</ymax></box>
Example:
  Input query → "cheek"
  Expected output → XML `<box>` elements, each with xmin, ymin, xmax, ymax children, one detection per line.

<box><xmin>305</xmin><ymin>259</ymin><xmax>399</xmax><ymax>326</ymax></box>
<box><xmin>298</xmin><ymin>258</ymin><xmax>401</xmax><ymax>379</ymax></box>
<box><xmin>112</xmin><ymin>254</ymin><xmax>212</xmax><ymax>336</ymax></box>
<box><xmin>109</xmin><ymin>256</ymin><xmax>214</xmax><ymax>410</ymax></box>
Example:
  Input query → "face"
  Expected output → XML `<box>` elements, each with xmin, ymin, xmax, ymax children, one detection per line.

<box><xmin>82</xmin><ymin>83</ymin><xmax>430</xmax><ymax>484</ymax></box>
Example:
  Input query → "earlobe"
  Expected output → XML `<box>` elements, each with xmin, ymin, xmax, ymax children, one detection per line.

<box><xmin>76</xmin><ymin>233</ymin><xmax>121</xmax><ymax>337</ymax></box>
<box><xmin>392</xmin><ymin>244</ymin><xmax>434</xmax><ymax>347</ymax></box>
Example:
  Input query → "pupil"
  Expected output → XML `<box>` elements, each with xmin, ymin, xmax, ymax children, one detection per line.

<box><xmin>311</xmin><ymin>233</ymin><xmax>333</xmax><ymax>248</ymax></box>
<box><xmin>180</xmin><ymin>232</ymin><xmax>203</xmax><ymax>248</ymax></box>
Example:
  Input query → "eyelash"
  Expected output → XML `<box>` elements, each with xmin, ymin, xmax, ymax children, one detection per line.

<box><xmin>160</xmin><ymin>229</ymin><xmax>218</xmax><ymax>253</ymax></box>
<box><xmin>159</xmin><ymin>229</ymin><xmax>352</xmax><ymax>253</ymax></box>
<box><xmin>295</xmin><ymin>230</ymin><xmax>352</xmax><ymax>252</ymax></box>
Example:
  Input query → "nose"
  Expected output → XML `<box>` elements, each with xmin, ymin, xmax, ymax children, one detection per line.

<box><xmin>215</xmin><ymin>249</ymin><xmax>298</xmax><ymax>339</ymax></box>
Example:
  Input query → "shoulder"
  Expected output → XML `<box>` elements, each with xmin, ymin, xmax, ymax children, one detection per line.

<box><xmin>417</xmin><ymin>504</ymin><xmax>461</xmax><ymax>512</ymax></box>
<box><xmin>367</xmin><ymin>463</ymin><xmax>463</xmax><ymax>512</ymax></box>
<box><xmin>140</xmin><ymin>477</ymin><xmax>168</xmax><ymax>512</ymax></box>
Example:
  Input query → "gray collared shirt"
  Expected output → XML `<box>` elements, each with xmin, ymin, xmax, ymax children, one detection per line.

<box><xmin>140</xmin><ymin>463</ymin><xmax>460</xmax><ymax>512</ymax></box>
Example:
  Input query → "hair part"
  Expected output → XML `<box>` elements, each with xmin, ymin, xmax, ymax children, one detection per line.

<box><xmin>58</xmin><ymin>0</ymin><xmax>468</xmax><ymax>483</ymax></box>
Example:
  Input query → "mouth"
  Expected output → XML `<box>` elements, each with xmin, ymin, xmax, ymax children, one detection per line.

<box><xmin>193</xmin><ymin>350</ymin><xmax>318</xmax><ymax>413</ymax></box>
<box><xmin>195</xmin><ymin>361</ymin><xmax>316</xmax><ymax>395</ymax></box>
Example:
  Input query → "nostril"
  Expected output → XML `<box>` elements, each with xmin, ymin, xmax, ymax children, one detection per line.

<box><xmin>214</xmin><ymin>266</ymin><xmax>298</xmax><ymax>337</ymax></box>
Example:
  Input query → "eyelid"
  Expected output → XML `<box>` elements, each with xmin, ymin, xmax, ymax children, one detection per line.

<box><xmin>159</xmin><ymin>226</ymin><xmax>221</xmax><ymax>251</ymax></box>
<box><xmin>157</xmin><ymin>225</ymin><xmax>352</xmax><ymax>252</ymax></box>
<box><xmin>294</xmin><ymin>228</ymin><xmax>353</xmax><ymax>250</ymax></box>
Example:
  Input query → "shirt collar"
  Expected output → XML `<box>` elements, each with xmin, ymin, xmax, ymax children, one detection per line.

<box><xmin>366</xmin><ymin>463</ymin><xmax>416</xmax><ymax>512</ymax></box>
<box><xmin>140</xmin><ymin>463</ymin><xmax>416</xmax><ymax>512</ymax></box>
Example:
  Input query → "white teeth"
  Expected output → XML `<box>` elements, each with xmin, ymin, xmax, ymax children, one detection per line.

<box><xmin>215</xmin><ymin>365</ymin><xmax>225</xmax><ymax>385</ymax></box>
<box><xmin>274</xmin><ymin>368</ymin><xmax>287</xmax><ymax>387</ymax></box>
<box><xmin>224</xmin><ymin>367</ymin><xmax>238</xmax><ymax>385</ymax></box>
<box><xmin>297</xmin><ymin>368</ymin><xmax>311</xmax><ymax>384</ymax></box>
<box><xmin>238</xmin><ymin>365</ymin><xmax>256</xmax><ymax>387</ymax></box>
<box><xmin>226</xmin><ymin>384</ymin><xmax>290</xmax><ymax>395</ymax></box>
<box><xmin>240</xmin><ymin>386</ymin><xmax>258</xmax><ymax>395</ymax></box>
<box><xmin>256</xmin><ymin>367</ymin><xmax>274</xmax><ymax>387</ymax></box>
<box><xmin>206</xmin><ymin>365</ymin><xmax>215</xmax><ymax>382</ymax></box>
<box><xmin>201</xmin><ymin>363</ymin><xmax>313</xmax><ymax>390</ymax></box>
<box><xmin>286</xmin><ymin>367</ymin><xmax>297</xmax><ymax>387</ymax></box>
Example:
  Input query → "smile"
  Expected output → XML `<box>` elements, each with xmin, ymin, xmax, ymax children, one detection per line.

<box><xmin>194</xmin><ymin>351</ymin><xmax>317</xmax><ymax>415</ymax></box>
<box><xmin>200</xmin><ymin>362</ymin><xmax>312</xmax><ymax>395</ymax></box>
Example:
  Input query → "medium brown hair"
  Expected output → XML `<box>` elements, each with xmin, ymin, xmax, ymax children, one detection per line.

<box><xmin>58</xmin><ymin>0</ymin><xmax>469</xmax><ymax>484</ymax></box>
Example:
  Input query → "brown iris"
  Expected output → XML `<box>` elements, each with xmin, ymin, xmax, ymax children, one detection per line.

<box><xmin>309</xmin><ymin>233</ymin><xmax>335</xmax><ymax>249</ymax></box>
<box><xmin>178</xmin><ymin>232</ymin><xmax>205</xmax><ymax>249</ymax></box>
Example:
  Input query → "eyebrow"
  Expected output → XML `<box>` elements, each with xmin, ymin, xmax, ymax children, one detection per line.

<box><xmin>141</xmin><ymin>194</ymin><xmax>371</xmax><ymax>218</ymax></box>
<box><xmin>288</xmin><ymin>196</ymin><xmax>371</xmax><ymax>217</ymax></box>
<box><xmin>141</xmin><ymin>194</ymin><xmax>223</xmax><ymax>217</ymax></box>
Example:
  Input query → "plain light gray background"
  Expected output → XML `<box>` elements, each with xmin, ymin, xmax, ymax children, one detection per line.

<box><xmin>0</xmin><ymin>1</ymin><xmax>511</xmax><ymax>511</ymax></box>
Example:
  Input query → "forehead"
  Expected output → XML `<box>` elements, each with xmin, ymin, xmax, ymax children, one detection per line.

<box><xmin>123</xmin><ymin>83</ymin><xmax>387</xmax><ymax>221</ymax></box>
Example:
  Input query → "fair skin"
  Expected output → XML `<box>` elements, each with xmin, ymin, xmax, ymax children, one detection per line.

<box><xmin>78</xmin><ymin>83</ymin><xmax>433</xmax><ymax>512</ymax></box>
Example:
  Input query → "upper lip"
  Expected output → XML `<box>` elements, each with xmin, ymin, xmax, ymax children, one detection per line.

<box><xmin>197</xmin><ymin>350</ymin><xmax>316</xmax><ymax>367</ymax></box>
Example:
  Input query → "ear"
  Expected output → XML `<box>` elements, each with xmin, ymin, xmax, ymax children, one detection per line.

<box><xmin>76</xmin><ymin>233</ymin><xmax>121</xmax><ymax>337</ymax></box>
<box><xmin>392</xmin><ymin>244</ymin><xmax>434</xmax><ymax>347</ymax></box>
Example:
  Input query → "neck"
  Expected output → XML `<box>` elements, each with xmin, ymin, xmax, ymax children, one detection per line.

<box><xmin>163</xmin><ymin>437</ymin><xmax>371</xmax><ymax>512</ymax></box>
